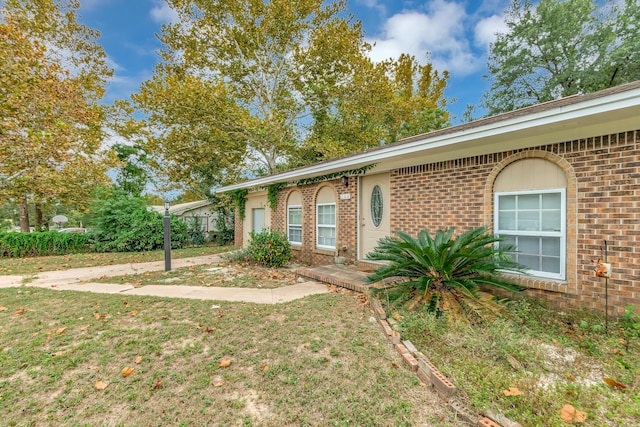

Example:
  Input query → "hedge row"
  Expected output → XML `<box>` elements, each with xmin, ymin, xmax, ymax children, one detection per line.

<box><xmin>0</xmin><ymin>231</ymin><xmax>92</xmax><ymax>258</ymax></box>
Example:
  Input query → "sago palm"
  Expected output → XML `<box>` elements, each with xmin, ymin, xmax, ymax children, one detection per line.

<box><xmin>366</xmin><ymin>227</ymin><xmax>527</xmax><ymax>320</ymax></box>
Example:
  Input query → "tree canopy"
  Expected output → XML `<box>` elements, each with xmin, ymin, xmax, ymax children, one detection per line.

<box><xmin>483</xmin><ymin>0</ymin><xmax>640</xmax><ymax>114</ymax></box>
<box><xmin>0</xmin><ymin>0</ymin><xmax>115</xmax><ymax>230</ymax></box>
<box><xmin>134</xmin><ymin>0</ymin><xmax>450</xmax><ymax>190</ymax></box>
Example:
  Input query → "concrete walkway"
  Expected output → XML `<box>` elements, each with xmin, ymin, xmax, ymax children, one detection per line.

<box><xmin>0</xmin><ymin>253</ymin><xmax>329</xmax><ymax>304</ymax></box>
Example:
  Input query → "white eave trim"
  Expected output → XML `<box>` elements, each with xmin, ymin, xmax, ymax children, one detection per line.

<box><xmin>216</xmin><ymin>86</ymin><xmax>640</xmax><ymax>193</ymax></box>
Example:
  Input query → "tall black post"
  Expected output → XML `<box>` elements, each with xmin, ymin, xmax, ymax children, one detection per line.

<box><xmin>164</xmin><ymin>200</ymin><xmax>171</xmax><ymax>272</ymax></box>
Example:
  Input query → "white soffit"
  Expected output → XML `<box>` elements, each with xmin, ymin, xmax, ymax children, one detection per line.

<box><xmin>217</xmin><ymin>86</ymin><xmax>640</xmax><ymax>192</ymax></box>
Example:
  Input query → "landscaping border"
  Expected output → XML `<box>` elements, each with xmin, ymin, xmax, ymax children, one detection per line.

<box><xmin>368</xmin><ymin>297</ymin><xmax>523</xmax><ymax>427</ymax></box>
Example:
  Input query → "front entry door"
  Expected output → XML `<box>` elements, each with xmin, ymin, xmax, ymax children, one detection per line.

<box><xmin>359</xmin><ymin>173</ymin><xmax>390</xmax><ymax>259</ymax></box>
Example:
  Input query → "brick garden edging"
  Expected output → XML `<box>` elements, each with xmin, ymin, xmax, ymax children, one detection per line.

<box><xmin>368</xmin><ymin>297</ymin><xmax>523</xmax><ymax>427</ymax></box>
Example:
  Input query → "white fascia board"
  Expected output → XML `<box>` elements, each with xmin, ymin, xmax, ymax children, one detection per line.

<box><xmin>216</xmin><ymin>87</ymin><xmax>640</xmax><ymax>193</ymax></box>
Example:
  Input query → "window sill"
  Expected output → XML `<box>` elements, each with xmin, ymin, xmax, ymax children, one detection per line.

<box><xmin>313</xmin><ymin>248</ymin><xmax>335</xmax><ymax>256</ymax></box>
<box><xmin>503</xmin><ymin>273</ymin><xmax>569</xmax><ymax>294</ymax></box>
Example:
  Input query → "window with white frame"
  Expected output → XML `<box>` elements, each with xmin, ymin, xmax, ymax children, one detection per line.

<box><xmin>316</xmin><ymin>203</ymin><xmax>336</xmax><ymax>249</ymax></box>
<box><xmin>288</xmin><ymin>206</ymin><xmax>302</xmax><ymax>245</ymax></box>
<box><xmin>495</xmin><ymin>189</ymin><xmax>566</xmax><ymax>280</ymax></box>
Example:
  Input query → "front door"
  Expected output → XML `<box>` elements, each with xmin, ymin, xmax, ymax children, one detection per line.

<box><xmin>359</xmin><ymin>173</ymin><xmax>390</xmax><ymax>259</ymax></box>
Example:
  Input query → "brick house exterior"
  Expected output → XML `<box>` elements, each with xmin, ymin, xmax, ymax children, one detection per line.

<box><xmin>219</xmin><ymin>82</ymin><xmax>640</xmax><ymax>314</ymax></box>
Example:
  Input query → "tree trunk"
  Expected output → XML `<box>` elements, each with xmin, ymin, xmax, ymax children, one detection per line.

<box><xmin>35</xmin><ymin>203</ymin><xmax>44</xmax><ymax>231</ymax></box>
<box><xmin>19</xmin><ymin>195</ymin><xmax>30</xmax><ymax>232</ymax></box>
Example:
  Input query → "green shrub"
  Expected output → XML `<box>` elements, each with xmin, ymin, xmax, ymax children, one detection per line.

<box><xmin>0</xmin><ymin>231</ymin><xmax>92</xmax><ymax>257</ymax></box>
<box><xmin>92</xmin><ymin>208</ymin><xmax>188</xmax><ymax>252</ymax></box>
<box><xmin>88</xmin><ymin>190</ymin><xmax>188</xmax><ymax>253</ymax></box>
<box><xmin>186</xmin><ymin>216</ymin><xmax>206</xmax><ymax>245</ymax></box>
<box><xmin>367</xmin><ymin>227</ymin><xmax>527</xmax><ymax>321</ymax></box>
<box><xmin>213</xmin><ymin>213</ymin><xmax>234</xmax><ymax>245</ymax></box>
<box><xmin>247</xmin><ymin>228</ymin><xmax>291</xmax><ymax>268</ymax></box>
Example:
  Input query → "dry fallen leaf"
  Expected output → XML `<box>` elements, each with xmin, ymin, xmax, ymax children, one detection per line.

<box><xmin>130</xmin><ymin>310</ymin><xmax>138</xmax><ymax>316</ymax></box>
<box><xmin>261</xmin><ymin>364</ymin><xmax>269</xmax><ymax>371</ymax></box>
<box><xmin>558</xmin><ymin>404</ymin><xmax>587</xmax><ymax>424</ymax></box>
<box><xmin>161</xmin><ymin>315</ymin><xmax>169</xmax><ymax>320</ymax></box>
<box><xmin>94</xmin><ymin>380</ymin><xmax>109</xmax><ymax>390</ymax></box>
<box><xmin>135</xmin><ymin>356</ymin><xmax>143</xmax><ymax>364</ymax></box>
<box><xmin>14</xmin><ymin>309</ymin><xmax>25</xmax><ymax>316</ymax></box>
<box><xmin>123</xmin><ymin>301</ymin><xmax>129</xmax><ymax>307</ymax></box>
<box><xmin>93</xmin><ymin>312</ymin><xmax>101</xmax><ymax>319</ymax></box>
<box><xmin>0</xmin><ymin>306</ymin><xmax>7</xmax><ymax>311</ymax></box>
<box><xmin>56</xmin><ymin>327</ymin><xmax>66</xmax><ymax>335</ymax></box>
<box><xmin>503</xmin><ymin>387</ymin><xmax>522</xmax><ymax>396</ymax></box>
<box><xmin>152</xmin><ymin>379</ymin><xmax>162</xmax><ymax>389</ymax></box>
<box><xmin>80</xmin><ymin>326</ymin><xmax>89</xmax><ymax>332</ymax></box>
<box><xmin>603</xmin><ymin>377</ymin><xmax>627</xmax><ymax>390</ymax></box>
<box><xmin>52</xmin><ymin>351</ymin><xmax>65</xmax><ymax>357</ymax></box>
<box><xmin>121</xmin><ymin>367</ymin><xmax>134</xmax><ymax>377</ymax></box>
<box><xmin>212</xmin><ymin>377</ymin><xmax>225</xmax><ymax>387</ymax></box>
<box><xmin>219</xmin><ymin>359</ymin><xmax>232</xmax><ymax>368</ymax></box>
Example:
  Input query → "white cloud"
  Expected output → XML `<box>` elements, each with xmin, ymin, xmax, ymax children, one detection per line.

<box><xmin>366</xmin><ymin>0</ymin><xmax>483</xmax><ymax>76</ymax></box>
<box><xmin>150</xmin><ymin>1</ymin><xmax>179</xmax><ymax>24</ymax></box>
<box><xmin>474</xmin><ymin>14</ymin><xmax>507</xmax><ymax>49</ymax></box>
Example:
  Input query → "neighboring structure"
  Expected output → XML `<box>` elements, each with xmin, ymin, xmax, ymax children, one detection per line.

<box><xmin>217</xmin><ymin>82</ymin><xmax>640</xmax><ymax>314</ymax></box>
<box><xmin>151</xmin><ymin>200</ymin><xmax>218</xmax><ymax>234</ymax></box>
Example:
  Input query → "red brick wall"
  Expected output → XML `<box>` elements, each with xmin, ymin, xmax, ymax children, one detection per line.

<box><xmin>389</xmin><ymin>130</ymin><xmax>639</xmax><ymax>315</ymax></box>
<box><xmin>247</xmin><ymin>129</ymin><xmax>638</xmax><ymax>314</ymax></box>
<box><xmin>270</xmin><ymin>177</ymin><xmax>359</xmax><ymax>265</ymax></box>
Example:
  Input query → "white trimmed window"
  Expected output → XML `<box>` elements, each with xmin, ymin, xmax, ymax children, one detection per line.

<box><xmin>316</xmin><ymin>203</ymin><xmax>336</xmax><ymax>249</ymax></box>
<box><xmin>495</xmin><ymin>189</ymin><xmax>566</xmax><ymax>280</ymax></box>
<box><xmin>288</xmin><ymin>206</ymin><xmax>302</xmax><ymax>245</ymax></box>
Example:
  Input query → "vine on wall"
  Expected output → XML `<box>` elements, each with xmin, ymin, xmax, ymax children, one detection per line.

<box><xmin>229</xmin><ymin>189</ymin><xmax>248</xmax><ymax>220</ymax></box>
<box><xmin>266</xmin><ymin>182</ymin><xmax>287</xmax><ymax>209</ymax></box>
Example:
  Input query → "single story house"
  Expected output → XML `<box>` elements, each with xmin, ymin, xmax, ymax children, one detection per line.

<box><xmin>151</xmin><ymin>200</ymin><xmax>219</xmax><ymax>233</ymax></box>
<box><xmin>217</xmin><ymin>81</ymin><xmax>640</xmax><ymax>314</ymax></box>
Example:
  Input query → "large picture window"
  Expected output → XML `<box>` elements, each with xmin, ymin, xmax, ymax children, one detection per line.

<box><xmin>316</xmin><ymin>203</ymin><xmax>336</xmax><ymax>249</ymax></box>
<box><xmin>495</xmin><ymin>189</ymin><xmax>565</xmax><ymax>280</ymax></box>
<box><xmin>288</xmin><ymin>206</ymin><xmax>302</xmax><ymax>245</ymax></box>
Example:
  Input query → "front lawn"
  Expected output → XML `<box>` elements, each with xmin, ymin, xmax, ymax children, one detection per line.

<box><xmin>0</xmin><ymin>245</ymin><xmax>233</xmax><ymax>275</ymax></box>
<box><xmin>396</xmin><ymin>297</ymin><xmax>640</xmax><ymax>426</ymax></box>
<box><xmin>0</xmin><ymin>287</ymin><xmax>455</xmax><ymax>426</ymax></box>
<box><xmin>91</xmin><ymin>263</ymin><xmax>299</xmax><ymax>289</ymax></box>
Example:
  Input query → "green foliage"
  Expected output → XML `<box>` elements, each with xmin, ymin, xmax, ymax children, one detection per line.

<box><xmin>229</xmin><ymin>189</ymin><xmax>248</xmax><ymax>220</ymax></box>
<box><xmin>266</xmin><ymin>183</ymin><xmax>286</xmax><ymax>209</ymax></box>
<box><xmin>247</xmin><ymin>228</ymin><xmax>292</xmax><ymax>268</ymax></box>
<box><xmin>484</xmin><ymin>0</ymin><xmax>640</xmax><ymax>114</ymax></box>
<box><xmin>620</xmin><ymin>305</ymin><xmax>640</xmax><ymax>351</ymax></box>
<box><xmin>88</xmin><ymin>189</ymin><xmax>187</xmax><ymax>252</ymax></box>
<box><xmin>367</xmin><ymin>227</ymin><xmax>526</xmax><ymax>320</ymax></box>
<box><xmin>213</xmin><ymin>212</ymin><xmax>234</xmax><ymax>246</ymax></box>
<box><xmin>186</xmin><ymin>216</ymin><xmax>206</xmax><ymax>245</ymax></box>
<box><xmin>113</xmin><ymin>142</ymin><xmax>151</xmax><ymax>197</ymax></box>
<box><xmin>0</xmin><ymin>231</ymin><xmax>91</xmax><ymax>257</ymax></box>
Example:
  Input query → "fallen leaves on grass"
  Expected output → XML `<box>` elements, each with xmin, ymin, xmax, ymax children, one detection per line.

<box><xmin>502</xmin><ymin>387</ymin><xmax>522</xmax><ymax>396</ymax></box>
<box><xmin>0</xmin><ymin>306</ymin><xmax>7</xmax><ymax>311</ymax></box>
<box><xmin>14</xmin><ymin>309</ymin><xmax>25</xmax><ymax>316</ymax></box>
<box><xmin>130</xmin><ymin>310</ymin><xmax>138</xmax><ymax>316</ymax></box>
<box><xmin>94</xmin><ymin>380</ymin><xmax>109</xmax><ymax>390</ymax></box>
<box><xmin>558</xmin><ymin>404</ymin><xmax>587</xmax><ymax>424</ymax></box>
<box><xmin>261</xmin><ymin>364</ymin><xmax>269</xmax><ymax>371</ymax></box>
<box><xmin>93</xmin><ymin>312</ymin><xmax>105</xmax><ymax>319</ymax></box>
<box><xmin>152</xmin><ymin>379</ymin><xmax>162</xmax><ymax>389</ymax></box>
<box><xmin>121</xmin><ymin>367</ymin><xmax>134</xmax><ymax>377</ymax></box>
<box><xmin>219</xmin><ymin>359</ymin><xmax>232</xmax><ymax>368</ymax></box>
<box><xmin>135</xmin><ymin>356</ymin><xmax>143</xmax><ymax>364</ymax></box>
<box><xmin>603</xmin><ymin>377</ymin><xmax>627</xmax><ymax>390</ymax></box>
<box><xmin>56</xmin><ymin>327</ymin><xmax>66</xmax><ymax>335</ymax></box>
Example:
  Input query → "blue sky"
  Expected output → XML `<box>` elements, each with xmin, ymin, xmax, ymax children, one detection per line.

<box><xmin>78</xmin><ymin>0</ymin><xmax>512</xmax><ymax>123</ymax></box>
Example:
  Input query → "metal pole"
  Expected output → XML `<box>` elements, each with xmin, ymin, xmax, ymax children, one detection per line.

<box><xmin>164</xmin><ymin>200</ymin><xmax>171</xmax><ymax>272</ymax></box>
<box><xmin>604</xmin><ymin>240</ymin><xmax>608</xmax><ymax>333</ymax></box>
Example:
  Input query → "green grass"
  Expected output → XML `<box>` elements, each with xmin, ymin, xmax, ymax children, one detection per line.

<box><xmin>397</xmin><ymin>296</ymin><xmax>640</xmax><ymax>426</ymax></box>
<box><xmin>0</xmin><ymin>245</ymin><xmax>233</xmax><ymax>275</ymax></box>
<box><xmin>91</xmin><ymin>263</ymin><xmax>299</xmax><ymax>289</ymax></box>
<box><xmin>0</xmin><ymin>287</ymin><xmax>456</xmax><ymax>426</ymax></box>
